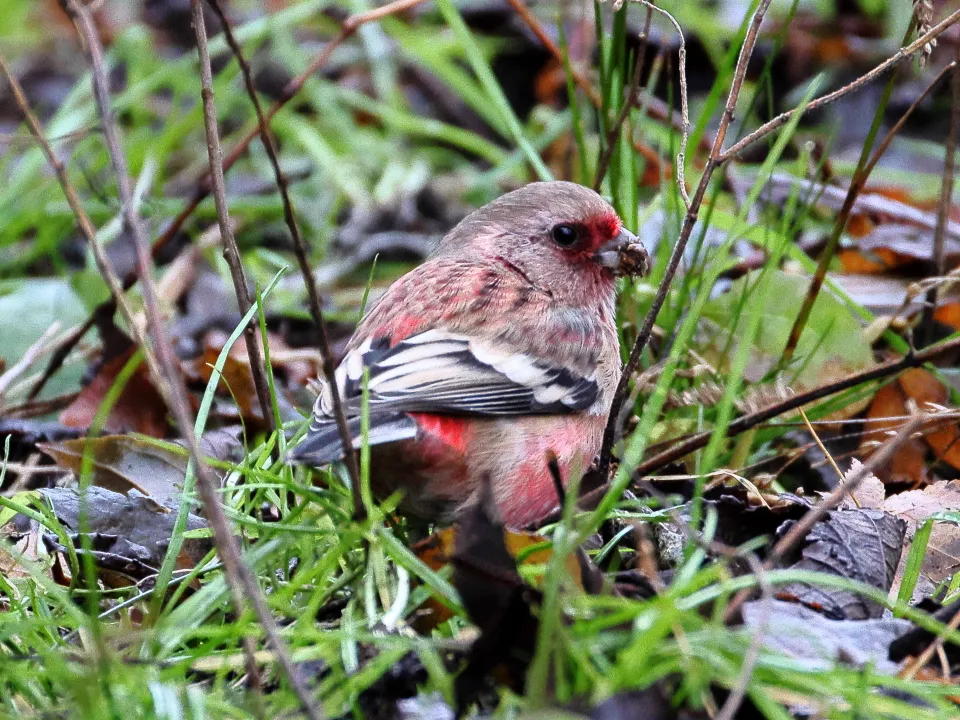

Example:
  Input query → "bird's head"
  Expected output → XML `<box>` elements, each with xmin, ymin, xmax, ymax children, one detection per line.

<box><xmin>435</xmin><ymin>181</ymin><xmax>649</xmax><ymax>302</ymax></box>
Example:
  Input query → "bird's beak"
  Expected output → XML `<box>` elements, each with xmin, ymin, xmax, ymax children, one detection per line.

<box><xmin>594</xmin><ymin>227</ymin><xmax>650</xmax><ymax>278</ymax></box>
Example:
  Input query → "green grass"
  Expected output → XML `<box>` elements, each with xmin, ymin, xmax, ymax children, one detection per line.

<box><xmin>2</xmin><ymin>0</ymin><xmax>960</xmax><ymax>717</ymax></box>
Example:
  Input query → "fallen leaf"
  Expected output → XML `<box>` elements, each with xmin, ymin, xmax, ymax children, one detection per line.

<box><xmin>743</xmin><ymin>598</ymin><xmax>910</xmax><ymax>674</ymax></box>
<box><xmin>779</xmin><ymin>509</ymin><xmax>906</xmax><ymax>619</ymax></box>
<box><xmin>860</xmin><ymin>381</ymin><xmax>927</xmax><ymax>485</ymax></box>
<box><xmin>836</xmin><ymin>458</ymin><xmax>886</xmax><ymax>509</ymax></box>
<box><xmin>38</xmin><ymin>435</ymin><xmax>190</xmax><ymax>506</ymax></box>
<box><xmin>60</xmin><ymin>346</ymin><xmax>169</xmax><ymax>437</ymax></box>
<box><xmin>860</xmin><ymin>369</ymin><xmax>960</xmax><ymax>483</ymax></box>
<box><xmin>897</xmin><ymin>369</ymin><xmax>960</xmax><ymax>472</ymax></box>
<box><xmin>38</xmin><ymin>486</ymin><xmax>209</xmax><ymax>569</ymax></box>
<box><xmin>934</xmin><ymin>302</ymin><xmax>960</xmax><ymax>332</ymax></box>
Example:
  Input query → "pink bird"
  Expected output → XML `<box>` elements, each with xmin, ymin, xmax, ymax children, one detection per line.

<box><xmin>292</xmin><ymin>181</ymin><xmax>648</xmax><ymax>528</ymax></box>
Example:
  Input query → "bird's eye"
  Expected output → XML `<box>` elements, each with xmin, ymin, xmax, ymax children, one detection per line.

<box><xmin>551</xmin><ymin>224</ymin><xmax>579</xmax><ymax>247</ymax></box>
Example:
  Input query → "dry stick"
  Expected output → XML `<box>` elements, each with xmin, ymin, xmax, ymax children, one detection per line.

<box><xmin>3</xmin><ymin>40</ymin><xmax>273</xmax><ymax>698</ymax></box>
<box><xmin>722</xmin><ymin>412</ymin><xmax>925</xmax><ymax>623</ymax></box>
<box><xmin>153</xmin><ymin>0</ymin><xmax>428</xmax><ymax>256</ymax></box>
<box><xmin>189</xmin><ymin>8</ymin><xmax>274</xmax><ymax>700</ymax></box>
<box><xmin>27</xmin><ymin>0</ymin><xmax>430</xmax><ymax>402</ymax></box>
<box><xmin>597</xmin><ymin>0</ymin><xmax>776</xmax><ymax>479</ymax></box>
<box><xmin>192</xmin><ymin>2</ymin><xmax>274</xmax><ymax>437</ymax></box>
<box><xmin>59</xmin><ymin>2</ymin><xmax>322</xmax><ymax>716</ymax></box>
<box><xmin>921</xmin><ymin>44</ymin><xmax>960</xmax><ymax>346</ymax></box>
<box><xmin>593</xmin><ymin>3</ymin><xmax>653</xmax><ymax>192</ymax></box>
<box><xmin>203</xmin><ymin>0</ymin><xmax>364</xmax><ymax>517</ymax></box>
<box><xmin>69</xmin><ymin>0</ymin><xmax>276</xmax><ymax>702</ymax></box>
<box><xmin>572</xmin><ymin>332</ymin><xmax>960</xmax><ymax>515</ymax></box>
<box><xmin>634</xmin><ymin>1</ymin><xmax>691</xmax><ymax>209</ymax></box>
<box><xmin>719</xmin><ymin>7</ymin><xmax>960</xmax><ymax>163</ymax></box>
<box><xmin>798</xmin><ymin>406</ymin><xmax>850</xmax><ymax>503</ymax></box>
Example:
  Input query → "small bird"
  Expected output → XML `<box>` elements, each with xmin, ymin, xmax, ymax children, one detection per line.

<box><xmin>291</xmin><ymin>181</ymin><xmax>648</xmax><ymax>527</ymax></box>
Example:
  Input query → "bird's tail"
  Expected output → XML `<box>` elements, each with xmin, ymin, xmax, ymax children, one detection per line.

<box><xmin>288</xmin><ymin>412</ymin><xmax>418</xmax><ymax>467</ymax></box>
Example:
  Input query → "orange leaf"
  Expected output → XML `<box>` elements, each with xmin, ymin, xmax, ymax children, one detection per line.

<box><xmin>860</xmin><ymin>381</ymin><xmax>927</xmax><ymax>485</ymax></box>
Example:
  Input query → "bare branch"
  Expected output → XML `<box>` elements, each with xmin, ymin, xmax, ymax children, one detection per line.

<box><xmin>203</xmin><ymin>0</ymin><xmax>364</xmax><ymax>517</ymax></box>
<box><xmin>597</xmin><ymin>0</ymin><xmax>776</xmax><ymax>478</ymax></box>
<box><xmin>719</xmin><ymin>8</ymin><xmax>960</xmax><ymax>163</ymax></box>
<box><xmin>570</xmin><ymin>332</ymin><xmax>960</xmax><ymax>518</ymax></box>
<box><xmin>0</xmin><ymin>54</ymin><xmax>159</xmax><ymax>385</ymax></box>
<box><xmin>781</xmin><ymin>19</ymin><xmax>916</xmax><ymax>366</ymax></box>
<box><xmin>192</xmin><ymin>1</ymin><xmax>275</xmax><ymax>436</ymax></box>
<box><xmin>57</xmin><ymin>1</ymin><xmax>323</xmax><ymax>715</ymax></box>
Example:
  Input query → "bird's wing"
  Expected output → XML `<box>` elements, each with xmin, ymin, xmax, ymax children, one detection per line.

<box><xmin>290</xmin><ymin>329</ymin><xmax>598</xmax><ymax>466</ymax></box>
<box><xmin>321</xmin><ymin>329</ymin><xmax>598</xmax><ymax>417</ymax></box>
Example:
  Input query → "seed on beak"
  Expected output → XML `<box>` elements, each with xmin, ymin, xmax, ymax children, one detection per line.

<box><xmin>594</xmin><ymin>227</ymin><xmax>650</xmax><ymax>278</ymax></box>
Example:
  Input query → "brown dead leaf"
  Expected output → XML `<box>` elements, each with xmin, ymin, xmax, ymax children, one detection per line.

<box><xmin>192</xmin><ymin>328</ymin><xmax>313</xmax><ymax>424</ymax></box>
<box><xmin>837</xmin><ymin>247</ymin><xmax>905</xmax><ymax>274</ymax></box>
<box><xmin>860</xmin><ymin>380</ymin><xmax>928</xmax><ymax>485</ymax></box>
<box><xmin>415</xmin><ymin>527</ymin><xmax>582</xmax><ymax>588</ymax></box>
<box><xmin>897</xmin><ymin>369</ymin><xmax>960</xmax><ymax>472</ymax></box>
<box><xmin>60</xmin><ymin>346</ymin><xmax>168</xmax><ymax>437</ymax></box>
<box><xmin>859</xmin><ymin>368</ymin><xmax>960</xmax><ymax>483</ymax></box>
<box><xmin>38</xmin><ymin>435</ymin><xmax>189</xmax><ymax>506</ymax></box>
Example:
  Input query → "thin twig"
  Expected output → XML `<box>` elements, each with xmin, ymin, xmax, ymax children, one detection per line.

<box><xmin>154</xmin><ymin>0</ymin><xmax>429</xmax><ymax>254</ymax></box>
<box><xmin>58</xmin><ymin>2</ymin><xmax>322</xmax><ymax>716</ymax></box>
<box><xmin>719</xmin><ymin>8</ymin><xmax>960</xmax><ymax>163</ymax></box>
<box><xmin>192</xmin><ymin>1</ymin><xmax>274</xmax><ymax>437</ymax></box>
<box><xmin>781</xmin><ymin>20</ymin><xmax>916</xmax><ymax>367</ymax></box>
<box><xmin>0</xmin><ymin>54</ymin><xmax>159</xmax><ymax>386</ymax></box>
<box><xmin>26</xmin><ymin>0</ymin><xmax>431</xmax><ymax>402</ymax></box>
<box><xmin>921</xmin><ymin>43</ymin><xmax>960</xmax><ymax>346</ymax></box>
<box><xmin>203</xmin><ymin>0</ymin><xmax>364</xmax><ymax>517</ymax></box>
<box><xmin>860</xmin><ymin>60</ymin><xmax>956</xmax><ymax>182</ymax></box>
<box><xmin>571</xmin><ymin>332</ymin><xmax>960</xmax><ymax>516</ymax></box>
<box><xmin>798</xmin><ymin>406</ymin><xmax>852</xmax><ymax>504</ymax></box>
<box><xmin>593</xmin><ymin>3</ymin><xmax>653</xmax><ymax>191</ymax></box>
<box><xmin>597</xmin><ymin>0</ymin><xmax>776</xmax><ymax>478</ymax></box>
<box><xmin>0</xmin><ymin>321</ymin><xmax>62</xmax><ymax>401</ymax></box>
<box><xmin>631</xmin><ymin>1</ymin><xmax>691</xmax><ymax>208</ymax></box>
<box><xmin>723</xmin><ymin>411</ymin><xmax>925</xmax><ymax>622</ymax></box>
